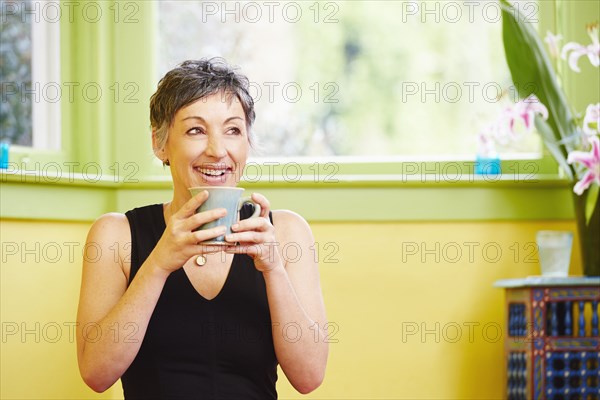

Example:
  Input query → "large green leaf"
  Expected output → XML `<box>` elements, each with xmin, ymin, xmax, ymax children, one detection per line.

<box><xmin>534</xmin><ymin>116</ymin><xmax>574</xmax><ymax>180</ymax></box>
<box><xmin>500</xmin><ymin>0</ymin><xmax>576</xmax><ymax>179</ymax></box>
<box><xmin>585</xmin><ymin>183</ymin><xmax>599</xmax><ymax>224</ymax></box>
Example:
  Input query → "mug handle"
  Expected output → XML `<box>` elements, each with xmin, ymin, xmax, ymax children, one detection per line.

<box><xmin>238</xmin><ymin>197</ymin><xmax>262</xmax><ymax>219</ymax></box>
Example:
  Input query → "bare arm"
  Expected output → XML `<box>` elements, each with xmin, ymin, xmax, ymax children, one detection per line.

<box><xmin>76</xmin><ymin>192</ymin><xmax>228</xmax><ymax>392</ymax></box>
<box><xmin>225</xmin><ymin>194</ymin><xmax>328</xmax><ymax>394</ymax></box>
<box><xmin>76</xmin><ymin>212</ymin><xmax>171</xmax><ymax>391</ymax></box>
<box><xmin>264</xmin><ymin>210</ymin><xmax>328</xmax><ymax>394</ymax></box>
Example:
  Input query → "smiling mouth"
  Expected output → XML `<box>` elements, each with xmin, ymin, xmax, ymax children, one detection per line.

<box><xmin>194</xmin><ymin>164</ymin><xmax>233</xmax><ymax>179</ymax></box>
<box><xmin>197</xmin><ymin>167</ymin><xmax>226</xmax><ymax>177</ymax></box>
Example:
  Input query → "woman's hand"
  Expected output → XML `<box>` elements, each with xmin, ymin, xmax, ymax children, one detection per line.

<box><xmin>226</xmin><ymin>200</ymin><xmax>329</xmax><ymax>393</ymax></box>
<box><xmin>150</xmin><ymin>191</ymin><xmax>228</xmax><ymax>273</ymax></box>
<box><xmin>224</xmin><ymin>192</ymin><xmax>283</xmax><ymax>273</ymax></box>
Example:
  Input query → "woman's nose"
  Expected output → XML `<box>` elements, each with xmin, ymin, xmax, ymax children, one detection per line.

<box><xmin>205</xmin><ymin>134</ymin><xmax>227</xmax><ymax>159</ymax></box>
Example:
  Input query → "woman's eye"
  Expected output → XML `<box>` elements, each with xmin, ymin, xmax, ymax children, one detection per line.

<box><xmin>187</xmin><ymin>127</ymin><xmax>205</xmax><ymax>135</ymax></box>
<box><xmin>226</xmin><ymin>127</ymin><xmax>242</xmax><ymax>135</ymax></box>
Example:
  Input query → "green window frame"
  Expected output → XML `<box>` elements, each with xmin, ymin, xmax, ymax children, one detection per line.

<box><xmin>1</xmin><ymin>0</ymin><xmax>592</xmax><ymax>223</ymax></box>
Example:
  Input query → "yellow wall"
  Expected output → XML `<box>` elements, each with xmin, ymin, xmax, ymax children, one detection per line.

<box><xmin>1</xmin><ymin>218</ymin><xmax>581</xmax><ymax>399</ymax></box>
<box><xmin>1</xmin><ymin>219</ymin><xmax>111</xmax><ymax>399</ymax></box>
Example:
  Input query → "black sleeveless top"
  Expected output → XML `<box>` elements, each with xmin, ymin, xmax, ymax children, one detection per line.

<box><xmin>121</xmin><ymin>204</ymin><xmax>278</xmax><ymax>399</ymax></box>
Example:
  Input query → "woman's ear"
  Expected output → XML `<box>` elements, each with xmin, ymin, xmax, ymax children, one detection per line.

<box><xmin>152</xmin><ymin>130</ymin><xmax>169</xmax><ymax>165</ymax></box>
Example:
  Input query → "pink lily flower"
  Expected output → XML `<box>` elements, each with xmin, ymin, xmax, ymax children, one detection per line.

<box><xmin>561</xmin><ymin>23</ymin><xmax>600</xmax><ymax>73</ymax></box>
<box><xmin>495</xmin><ymin>95</ymin><xmax>549</xmax><ymax>143</ymax></box>
<box><xmin>512</xmin><ymin>95</ymin><xmax>549</xmax><ymax>131</ymax></box>
<box><xmin>567</xmin><ymin>135</ymin><xmax>600</xmax><ymax>195</ymax></box>
<box><xmin>583</xmin><ymin>103</ymin><xmax>600</xmax><ymax>138</ymax></box>
<box><xmin>544</xmin><ymin>31</ymin><xmax>563</xmax><ymax>58</ymax></box>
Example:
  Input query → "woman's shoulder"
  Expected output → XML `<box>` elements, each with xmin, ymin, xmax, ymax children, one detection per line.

<box><xmin>272</xmin><ymin>209</ymin><xmax>313</xmax><ymax>242</ymax></box>
<box><xmin>89</xmin><ymin>204</ymin><xmax>163</xmax><ymax>237</ymax></box>
<box><xmin>86</xmin><ymin>213</ymin><xmax>137</xmax><ymax>274</ymax></box>
<box><xmin>87</xmin><ymin>212</ymin><xmax>131</xmax><ymax>243</ymax></box>
<box><xmin>92</xmin><ymin>212</ymin><xmax>129</xmax><ymax>228</ymax></box>
<box><xmin>272</xmin><ymin>209</ymin><xmax>308</xmax><ymax>225</ymax></box>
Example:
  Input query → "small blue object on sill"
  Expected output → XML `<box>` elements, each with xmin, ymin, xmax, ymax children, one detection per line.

<box><xmin>474</xmin><ymin>156</ymin><xmax>501</xmax><ymax>175</ymax></box>
<box><xmin>0</xmin><ymin>142</ymin><xmax>9</xmax><ymax>169</ymax></box>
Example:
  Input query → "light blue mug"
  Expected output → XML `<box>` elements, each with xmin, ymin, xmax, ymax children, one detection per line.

<box><xmin>189</xmin><ymin>186</ymin><xmax>261</xmax><ymax>245</ymax></box>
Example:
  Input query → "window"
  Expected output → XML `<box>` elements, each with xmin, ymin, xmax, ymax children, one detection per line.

<box><xmin>0</xmin><ymin>0</ymin><xmax>61</xmax><ymax>150</ymax></box>
<box><xmin>157</xmin><ymin>0</ymin><xmax>542</xmax><ymax>158</ymax></box>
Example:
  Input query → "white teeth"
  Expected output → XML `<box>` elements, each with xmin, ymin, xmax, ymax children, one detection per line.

<box><xmin>197</xmin><ymin>168</ymin><xmax>226</xmax><ymax>176</ymax></box>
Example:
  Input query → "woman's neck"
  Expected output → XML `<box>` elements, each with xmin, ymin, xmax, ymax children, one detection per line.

<box><xmin>164</xmin><ymin>188</ymin><xmax>190</xmax><ymax>221</ymax></box>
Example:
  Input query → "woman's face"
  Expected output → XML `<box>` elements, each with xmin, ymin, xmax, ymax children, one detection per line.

<box><xmin>160</xmin><ymin>91</ymin><xmax>250</xmax><ymax>191</ymax></box>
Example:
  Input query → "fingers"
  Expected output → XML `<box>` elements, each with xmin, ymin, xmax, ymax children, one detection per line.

<box><xmin>175</xmin><ymin>190</ymin><xmax>209</xmax><ymax>219</ymax></box>
<box><xmin>231</xmin><ymin>215</ymin><xmax>270</xmax><ymax>232</ymax></box>
<box><xmin>226</xmin><ymin>223</ymin><xmax>272</xmax><ymax>244</ymax></box>
<box><xmin>181</xmin><ymin>207</ymin><xmax>227</xmax><ymax>232</ymax></box>
<box><xmin>223</xmin><ymin>243</ymin><xmax>279</xmax><ymax>267</ymax></box>
<box><xmin>225</xmin><ymin>230</ymin><xmax>265</xmax><ymax>245</ymax></box>
<box><xmin>172</xmin><ymin>192</ymin><xmax>274</xmax><ymax>257</ymax></box>
<box><xmin>195</xmin><ymin>244</ymin><xmax>229</xmax><ymax>255</ymax></box>
<box><xmin>192</xmin><ymin>225</ymin><xmax>227</xmax><ymax>244</ymax></box>
<box><xmin>175</xmin><ymin>190</ymin><xmax>228</xmax><ymax>232</ymax></box>
<box><xmin>227</xmin><ymin>214</ymin><xmax>272</xmax><ymax>243</ymax></box>
<box><xmin>225</xmin><ymin>192</ymin><xmax>273</xmax><ymax>244</ymax></box>
<box><xmin>224</xmin><ymin>244</ymin><xmax>264</xmax><ymax>257</ymax></box>
<box><xmin>251</xmin><ymin>192</ymin><xmax>271</xmax><ymax>218</ymax></box>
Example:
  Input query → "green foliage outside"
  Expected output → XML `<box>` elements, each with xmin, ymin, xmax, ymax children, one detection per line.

<box><xmin>0</xmin><ymin>0</ymin><xmax>32</xmax><ymax>146</ymax></box>
<box><xmin>291</xmin><ymin>1</ymin><xmax>519</xmax><ymax>156</ymax></box>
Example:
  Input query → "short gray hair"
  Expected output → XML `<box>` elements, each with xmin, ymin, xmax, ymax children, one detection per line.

<box><xmin>150</xmin><ymin>58</ymin><xmax>256</xmax><ymax>151</ymax></box>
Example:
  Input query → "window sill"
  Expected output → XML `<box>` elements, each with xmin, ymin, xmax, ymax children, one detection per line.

<box><xmin>1</xmin><ymin>168</ymin><xmax>574</xmax><ymax>223</ymax></box>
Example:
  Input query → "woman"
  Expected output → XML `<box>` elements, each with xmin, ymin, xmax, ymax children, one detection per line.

<box><xmin>76</xmin><ymin>58</ymin><xmax>328</xmax><ymax>399</ymax></box>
